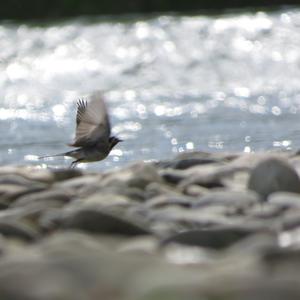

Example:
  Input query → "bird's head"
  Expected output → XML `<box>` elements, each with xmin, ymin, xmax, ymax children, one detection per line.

<box><xmin>109</xmin><ymin>136</ymin><xmax>123</xmax><ymax>151</ymax></box>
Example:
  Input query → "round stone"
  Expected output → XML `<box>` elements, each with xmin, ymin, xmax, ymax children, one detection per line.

<box><xmin>248</xmin><ymin>158</ymin><xmax>300</xmax><ymax>200</ymax></box>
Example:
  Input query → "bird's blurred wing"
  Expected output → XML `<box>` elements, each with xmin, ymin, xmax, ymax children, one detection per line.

<box><xmin>70</xmin><ymin>91</ymin><xmax>111</xmax><ymax>147</ymax></box>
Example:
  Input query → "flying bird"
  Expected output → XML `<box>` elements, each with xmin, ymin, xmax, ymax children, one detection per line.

<box><xmin>40</xmin><ymin>91</ymin><xmax>122</xmax><ymax>168</ymax></box>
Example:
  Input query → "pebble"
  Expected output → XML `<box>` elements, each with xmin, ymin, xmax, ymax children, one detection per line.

<box><xmin>193</xmin><ymin>190</ymin><xmax>260</xmax><ymax>208</ymax></box>
<box><xmin>0</xmin><ymin>220</ymin><xmax>38</xmax><ymax>241</ymax></box>
<box><xmin>11</xmin><ymin>189</ymin><xmax>72</xmax><ymax>208</ymax></box>
<box><xmin>60</xmin><ymin>209</ymin><xmax>151</xmax><ymax>236</ymax></box>
<box><xmin>248</xmin><ymin>157</ymin><xmax>300</xmax><ymax>199</ymax></box>
<box><xmin>161</xmin><ymin>227</ymin><xmax>256</xmax><ymax>249</ymax></box>
<box><xmin>268</xmin><ymin>192</ymin><xmax>300</xmax><ymax>208</ymax></box>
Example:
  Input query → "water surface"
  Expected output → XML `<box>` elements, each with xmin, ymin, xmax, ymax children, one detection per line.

<box><xmin>1</xmin><ymin>9</ymin><xmax>300</xmax><ymax>170</ymax></box>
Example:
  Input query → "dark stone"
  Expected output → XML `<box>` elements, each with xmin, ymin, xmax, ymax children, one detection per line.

<box><xmin>51</xmin><ymin>169</ymin><xmax>83</xmax><ymax>181</ymax></box>
<box><xmin>157</xmin><ymin>158</ymin><xmax>218</xmax><ymax>170</ymax></box>
<box><xmin>161</xmin><ymin>171</ymin><xmax>185</xmax><ymax>185</ymax></box>
<box><xmin>61</xmin><ymin>209</ymin><xmax>151</xmax><ymax>236</ymax></box>
<box><xmin>173</xmin><ymin>158</ymin><xmax>218</xmax><ymax>170</ymax></box>
<box><xmin>0</xmin><ymin>221</ymin><xmax>38</xmax><ymax>242</ymax></box>
<box><xmin>161</xmin><ymin>227</ymin><xmax>255</xmax><ymax>249</ymax></box>
<box><xmin>248</xmin><ymin>158</ymin><xmax>300</xmax><ymax>200</ymax></box>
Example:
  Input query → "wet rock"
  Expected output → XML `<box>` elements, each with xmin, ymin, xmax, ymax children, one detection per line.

<box><xmin>0</xmin><ymin>174</ymin><xmax>48</xmax><ymax>188</ymax></box>
<box><xmin>221</xmin><ymin>170</ymin><xmax>250</xmax><ymax>191</ymax></box>
<box><xmin>101</xmin><ymin>162</ymin><xmax>163</xmax><ymax>189</ymax></box>
<box><xmin>248</xmin><ymin>157</ymin><xmax>300</xmax><ymax>200</ymax></box>
<box><xmin>268</xmin><ymin>192</ymin><xmax>300</xmax><ymax>208</ymax></box>
<box><xmin>0</xmin><ymin>184</ymin><xmax>45</xmax><ymax>204</ymax></box>
<box><xmin>228</xmin><ymin>232</ymin><xmax>277</xmax><ymax>254</ymax></box>
<box><xmin>161</xmin><ymin>227</ymin><xmax>255</xmax><ymax>249</ymax></box>
<box><xmin>157</xmin><ymin>158</ymin><xmax>220</xmax><ymax>170</ymax></box>
<box><xmin>61</xmin><ymin>209</ymin><xmax>151</xmax><ymax>236</ymax></box>
<box><xmin>178</xmin><ymin>167</ymin><xmax>228</xmax><ymax>189</ymax></box>
<box><xmin>247</xmin><ymin>203</ymin><xmax>286</xmax><ymax>219</ymax></box>
<box><xmin>51</xmin><ymin>168</ymin><xmax>83</xmax><ymax>181</ymax></box>
<box><xmin>175</xmin><ymin>151</ymin><xmax>238</xmax><ymax>162</ymax></box>
<box><xmin>117</xmin><ymin>236</ymin><xmax>159</xmax><ymax>254</ymax></box>
<box><xmin>182</xmin><ymin>184</ymin><xmax>210</xmax><ymax>197</ymax></box>
<box><xmin>160</xmin><ymin>169</ymin><xmax>186</xmax><ymax>184</ymax></box>
<box><xmin>279</xmin><ymin>210</ymin><xmax>300</xmax><ymax>230</ymax></box>
<box><xmin>71</xmin><ymin>193</ymin><xmax>132</xmax><ymax>210</ymax></box>
<box><xmin>262</xmin><ymin>247</ymin><xmax>300</xmax><ymax>276</ymax></box>
<box><xmin>98</xmin><ymin>186</ymin><xmax>145</xmax><ymax>202</ymax></box>
<box><xmin>137</xmin><ymin>277</ymin><xmax>300</xmax><ymax>300</ymax></box>
<box><xmin>12</xmin><ymin>189</ymin><xmax>72</xmax><ymax>208</ymax></box>
<box><xmin>145</xmin><ymin>182</ymin><xmax>182</xmax><ymax>199</ymax></box>
<box><xmin>0</xmin><ymin>166</ymin><xmax>55</xmax><ymax>183</ymax></box>
<box><xmin>161</xmin><ymin>163</ymin><xmax>226</xmax><ymax>188</ymax></box>
<box><xmin>147</xmin><ymin>206</ymin><xmax>248</xmax><ymax>234</ymax></box>
<box><xmin>0</xmin><ymin>221</ymin><xmax>38</xmax><ymax>241</ymax></box>
<box><xmin>54</xmin><ymin>174</ymin><xmax>102</xmax><ymax>190</ymax></box>
<box><xmin>144</xmin><ymin>195</ymin><xmax>195</xmax><ymax>209</ymax></box>
<box><xmin>193</xmin><ymin>190</ymin><xmax>260</xmax><ymax>208</ymax></box>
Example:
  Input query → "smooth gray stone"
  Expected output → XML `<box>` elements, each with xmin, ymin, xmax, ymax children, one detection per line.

<box><xmin>193</xmin><ymin>190</ymin><xmax>260</xmax><ymax>208</ymax></box>
<box><xmin>175</xmin><ymin>151</ymin><xmax>238</xmax><ymax>162</ymax></box>
<box><xmin>51</xmin><ymin>168</ymin><xmax>83</xmax><ymax>181</ymax></box>
<box><xmin>100</xmin><ymin>186</ymin><xmax>145</xmax><ymax>202</ymax></box>
<box><xmin>144</xmin><ymin>195</ymin><xmax>194</xmax><ymax>209</ymax></box>
<box><xmin>0</xmin><ymin>174</ymin><xmax>48</xmax><ymax>188</ymax></box>
<box><xmin>161</xmin><ymin>227</ymin><xmax>255</xmax><ymax>249</ymax></box>
<box><xmin>147</xmin><ymin>205</ymin><xmax>242</xmax><ymax>231</ymax></box>
<box><xmin>101</xmin><ymin>162</ymin><xmax>163</xmax><ymax>190</ymax></box>
<box><xmin>268</xmin><ymin>192</ymin><xmax>300</xmax><ymax>208</ymax></box>
<box><xmin>262</xmin><ymin>247</ymin><xmax>300</xmax><ymax>276</ymax></box>
<box><xmin>145</xmin><ymin>182</ymin><xmax>183</xmax><ymax>199</ymax></box>
<box><xmin>12</xmin><ymin>189</ymin><xmax>72</xmax><ymax>208</ymax></box>
<box><xmin>247</xmin><ymin>203</ymin><xmax>285</xmax><ymax>219</ymax></box>
<box><xmin>0</xmin><ymin>259</ymin><xmax>87</xmax><ymax>300</ymax></box>
<box><xmin>161</xmin><ymin>163</ymin><xmax>225</xmax><ymax>188</ymax></box>
<box><xmin>157</xmin><ymin>158</ymin><xmax>219</xmax><ymax>170</ymax></box>
<box><xmin>139</xmin><ymin>277</ymin><xmax>300</xmax><ymax>300</ymax></box>
<box><xmin>0</xmin><ymin>221</ymin><xmax>38</xmax><ymax>241</ymax></box>
<box><xmin>279</xmin><ymin>210</ymin><xmax>300</xmax><ymax>230</ymax></box>
<box><xmin>54</xmin><ymin>174</ymin><xmax>102</xmax><ymax>190</ymax></box>
<box><xmin>228</xmin><ymin>232</ymin><xmax>277</xmax><ymax>254</ymax></box>
<box><xmin>160</xmin><ymin>169</ymin><xmax>186</xmax><ymax>184</ymax></box>
<box><xmin>248</xmin><ymin>158</ymin><xmax>300</xmax><ymax>200</ymax></box>
<box><xmin>0</xmin><ymin>166</ymin><xmax>55</xmax><ymax>183</ymax></box>
<box><xmin>68</xmin><ymin>193</ymin><xmax>132</xmax><ymax>211</ymax></box>
<box><xmin>0</xmin><ymin>184</ymin><xmax>46</xmax><ymax>204</ymax></box>
<box><xmin>61</xmin><ymin>209</ymin><xmax>151</xmax><ymax>236</ymax></box>
<box><xmin>183</xmin><ymin>184</ymin><xmax>210</xmax><ymax>197</ymax></box>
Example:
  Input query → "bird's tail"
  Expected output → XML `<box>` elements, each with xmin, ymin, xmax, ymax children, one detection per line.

<box><xmin>38</xmin><ymin>152</ymin><xmax>69</xmax><ymax>160</ymax></box>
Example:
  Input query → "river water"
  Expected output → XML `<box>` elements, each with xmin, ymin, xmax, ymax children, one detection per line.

<box><xmin>1</xmin><ymin>8</ymin><xmax>300</xmax><ymax>170</ymax></box>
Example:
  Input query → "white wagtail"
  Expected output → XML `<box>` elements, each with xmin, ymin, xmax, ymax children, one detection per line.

<box><xmin>40</xmin><ymin>91</ymin><xmax>122</xmax><ymax>168</ymax></box>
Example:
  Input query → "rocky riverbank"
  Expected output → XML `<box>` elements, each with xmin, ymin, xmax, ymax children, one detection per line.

<box><xmin>1</xmin><ymin>151</ymin><xmax>300</xmax><ymax>299</ymax></box>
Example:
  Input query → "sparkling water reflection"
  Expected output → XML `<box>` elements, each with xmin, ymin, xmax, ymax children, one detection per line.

<box><xmin>1</xmin><ymin>9</ymin><xmax>300</xmax><ymax>170</ymax></box>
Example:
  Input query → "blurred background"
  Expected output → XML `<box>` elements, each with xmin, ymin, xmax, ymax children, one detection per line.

<box><xmin>1</xmin><ymin>1</ymin><xmax>300</xmax><ymax>170</ymax></box>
